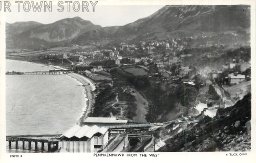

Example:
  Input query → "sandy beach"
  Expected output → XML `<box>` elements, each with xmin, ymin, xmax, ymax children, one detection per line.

<box><xmin>67</xmin><ymin>73</ymin><xmax>96</xmax><ymax>123</ymax></box>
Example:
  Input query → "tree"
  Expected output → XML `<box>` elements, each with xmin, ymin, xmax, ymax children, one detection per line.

<box><xmin>176</xmin><ymin>84</ymin><xmax>198</xmax><ymax>107</ymax></box>
<box><xmin>208</xmin><ymin>85</ymin><xmax>220</xmax><ymax>101</ymax></box>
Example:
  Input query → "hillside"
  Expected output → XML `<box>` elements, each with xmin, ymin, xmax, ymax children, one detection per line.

<box><xmin>6</xmin><ymin>5</ymin><xmax>250</xmax><ymax>49</ymax></box>
<box><xmin>157</xmin><ymin>93</ymin><xmax>251</xmax><ymax>152</ymax></box>
<box><xmin>7</xmin><ymin>17</ymin><xmax>102</xmax><ymax>49</ymax></box>
<box><xmin>6</xmin><ymin>21</ymin><xmax>42</xmax><ymax>35</ymax></box>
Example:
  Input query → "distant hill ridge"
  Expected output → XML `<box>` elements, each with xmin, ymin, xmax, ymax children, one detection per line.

<box><xmin>6</xmin><ymin>5</ymin><xmax>250</xmax><ymax>49</ymax></box>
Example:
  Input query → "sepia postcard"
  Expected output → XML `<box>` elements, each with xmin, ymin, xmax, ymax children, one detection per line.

<box><xmin>0</xmin><ymin>0</ymin><xmax>255</xmax><ymax>163</ymax></box>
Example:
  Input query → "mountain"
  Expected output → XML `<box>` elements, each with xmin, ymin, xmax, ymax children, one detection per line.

<box><xmin>71</xmin><ymin>5</ymin><xmax>249</xmax><ymax>47</ymax></box>
<box><xmin>24</xmin><ymin>17</ymin><xmax>101</xmax><ymax>42</ymax></box>
<box><xmin>126</xmin><ymin>6</ymin><xmax>249</xmax><ymax>33</ymax></box>
<box><xmin>108</xmin><ymin>5</ymin><xmax>250</xmax><ymax>46</ymax></box>
<box><xmin>6</xmin><ymin>5</ymin><xmax>250</xmax><ymax>49</ymax></box>
<box><xmin>6</xmin><ymin>21</ymin><xmax>43</xmax><ymax>48</ymax></box>
<box><xmin>7</xmin><ymin>17</ymin><xmax>102</xmax><ymax>49</ymax></box>
<box><xmin>6</xmin><ymin>21</ymin><xmax>42</xmax><ymax>35</ymax></box>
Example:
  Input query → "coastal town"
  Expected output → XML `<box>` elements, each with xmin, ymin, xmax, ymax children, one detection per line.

<box><xmin>5</xmin><ymin>5</ymin><xmax>251</xmax><ymax>153</ymax></box>
<box><xmin>6</xmin><ymin>37</ymin><xmax>251</xmax><ymax>152</ymax></box>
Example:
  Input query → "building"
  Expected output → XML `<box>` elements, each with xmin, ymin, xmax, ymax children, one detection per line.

<box><xmin>45</xmin><ymin>53</ymin><xmax>65</xmax><ymax>60</ymax></box>
<box><xmin>211</xmin><ymin>72</ymin><xmax>218</xmax><ymax>79</ymax></box>
<box><xmin>84</xmin><ymin>60</ymin><xmax>92</xmax><ymax>66</ymax></box>
<box><xmin>63</xmin><ymin>53</ymin><xmax>69</xmax><ymax>59</ymax></box>
<box><xmin>156</xmin><ymin>61</ymin><xmax>164</xmax><ymax>68</ymax></box>
<box><xmin>60</xmin><ymin>117</ymin><xmax>128</xmax><ymax>152</ymax></box>
<box><xmin>114</xmin><ymin>50</ymin><xmax>119</xmax><ymax>56</ymax></box>
<box><xmin>109</xmin><ymin>51</ymin><xmax>115</xmax><ymax>58</ymax></box>
<box><xmin>134</xmin><ymin>58</ymin><xmax>141</xmax><ymax>63</ymax></box>
<box><xmin>69</xmin><ymin>55</ymin><xmax>83</xmax><ymax>63</ymax></box>
<box><xmin>222</xmin><ymin>64</ymin><xmax>229</xmax><ymax>70</ymax></box>
<box><xmin>211</xmin><ymin>71</ymin><xmax>222</xmax><ymax>79</ymax></box>
<box><xmin>115</xmin><ymin>59</ymin><xmax>121</xmax><ymax>65</ymax></box>
<box><xmin>228</xmin><ymin>74</ymin><xmax>246</xmax><ymax>85</ymax></box>
<box><xmin>60</xmin><ymin>125</ymin><xmax>108</xmax><ymax>153</ymax></box>
<box><xmin>165</xmin><ymin>43</ymin><xmax>170</xmax><ymax>49</ymax></box>
<box><xmin>147</xmin><ymin>46</ymin><xmax>154</xmax><ymax>54</ymax></box>
<box><xmin>229</xmin><ymin>63</ymin><xmax>236</xmax><ymax>69</ymax></box>
<box><xmin>92</xmin><ymin>66</ymin><xmax>103</xmax><ymax>72</ymax></box>
<box><xmin>82</xmin><ymin>117</ymin><xmax>128</xmax><ymax>126</ymax></box>
<box><xmin>183</xmin><ymin>81</ymin><xmax>196</xmax><ymax>86</ymax></box>
<box><xmin>180</xmin><ymin>66</ymin><xmax>192</xmax><ymax>77</ymax></box>
<box><xmin>117</xmin><ymin>55</ymin><xmax>123</xmax><ymax>60</ymax></box>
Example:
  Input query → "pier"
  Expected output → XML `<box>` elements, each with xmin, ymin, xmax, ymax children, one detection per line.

<box><xmin>6</xmin><ymin>70</ymin><xmax>73</xmax><ymax>75</ymax></box>
<box><xmin>6</xmin><ymin>122</ymin><xmax>159</xmax><ymax>153</ymax></box>
<box><xmin>6</xmin><ymin>135</ymin><xmax>60</xmax><ymax>152</ymax></box>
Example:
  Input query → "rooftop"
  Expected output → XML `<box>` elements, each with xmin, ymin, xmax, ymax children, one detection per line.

<box><xmin>61</xmin><ymin>125</ymin><xmax>108</xmax><ymax>139</ymax></box>
<box><xmin>83</xmin><ymin>117</ymin><xmax>128</xmax><ymax>124</ymax></box>
<box><xmin>229</xmin><ymin>74</ymin><xmax>245</xmax><ymax>79</ymax></box>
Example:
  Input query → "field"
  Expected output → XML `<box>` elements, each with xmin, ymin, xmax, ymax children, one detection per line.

<box><xmin>123</xmin><ymin>67</ymin><xmax>148</xmax><ymax>76</ymax></box>
<box><xmin>86</xmin><ymin>73</ymin><xmax>112</xmax><ymax>81</ymax></box>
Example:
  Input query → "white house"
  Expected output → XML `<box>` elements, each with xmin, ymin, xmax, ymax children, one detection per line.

<box><xmin>228</xmin><ymin>74</ymin><xmax>245</xmax><ymax>85</ymax></box>
<box><xmin>134</xmin><ymin>58</ymin><xmax>141</xmax><ymax>63</ymax></box>
<box><xmin>229</xmin><ymin>63</ymin><xmax>236</xmax><ymax>69</ymax></box>
<box><xmin>92</xmin><ymin>66</ymin><xmax>103</xmax><ymax>72</ymax></box>
<box><xmin>115</xmin><ymin>59</ymin><xmax>121</xmax><ymax>65</ymax></box>
<box><xmin>156</xmin><ymin>61</ymin><xmax>164</xmax><ymax>68</ymax></box>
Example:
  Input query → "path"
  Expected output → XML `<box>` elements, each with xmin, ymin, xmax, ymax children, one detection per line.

<box><xmin>131</xmin><ymin>89</ymin><xmax>148</xmax><ymax>123</ymax></box>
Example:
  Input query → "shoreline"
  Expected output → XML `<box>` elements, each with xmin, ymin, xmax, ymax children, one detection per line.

<box><xmin>7</xmin><ymin>58</ymin><xmax>96</xmax><ymax>130</ymax></box>
<box><xmin>67</xmin><ymin>73</ymin><xmax>96</xmax><ymax>124</ymax></box>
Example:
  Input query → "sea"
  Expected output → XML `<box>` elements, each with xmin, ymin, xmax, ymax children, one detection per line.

<box><xmin>6</xmin><ymin>60</ymin><xmax>85</xmax><ymax>136</ymax></box>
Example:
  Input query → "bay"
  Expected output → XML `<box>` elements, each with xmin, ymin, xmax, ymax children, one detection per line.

<box><xmin>6</xmin><ymin>60</ymin><xmax>85</xmax><ymax>135</ymax></box>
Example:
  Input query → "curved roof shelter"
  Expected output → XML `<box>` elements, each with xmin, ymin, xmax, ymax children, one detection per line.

<box><xmin>61</xmin><ymin>125</ymin><xmax>108</xmax><ymax>140</ymax></box>
<box><xmin>62</xmin><ymin>125</ymin><xmax>81</xmax><ymax>139</ymax></box>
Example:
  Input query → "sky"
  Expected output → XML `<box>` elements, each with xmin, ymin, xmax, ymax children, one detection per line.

<box><xmin>5</xmin><ymin>5</ymin><xmax>164</xmax><ymax>27</ymax></box>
